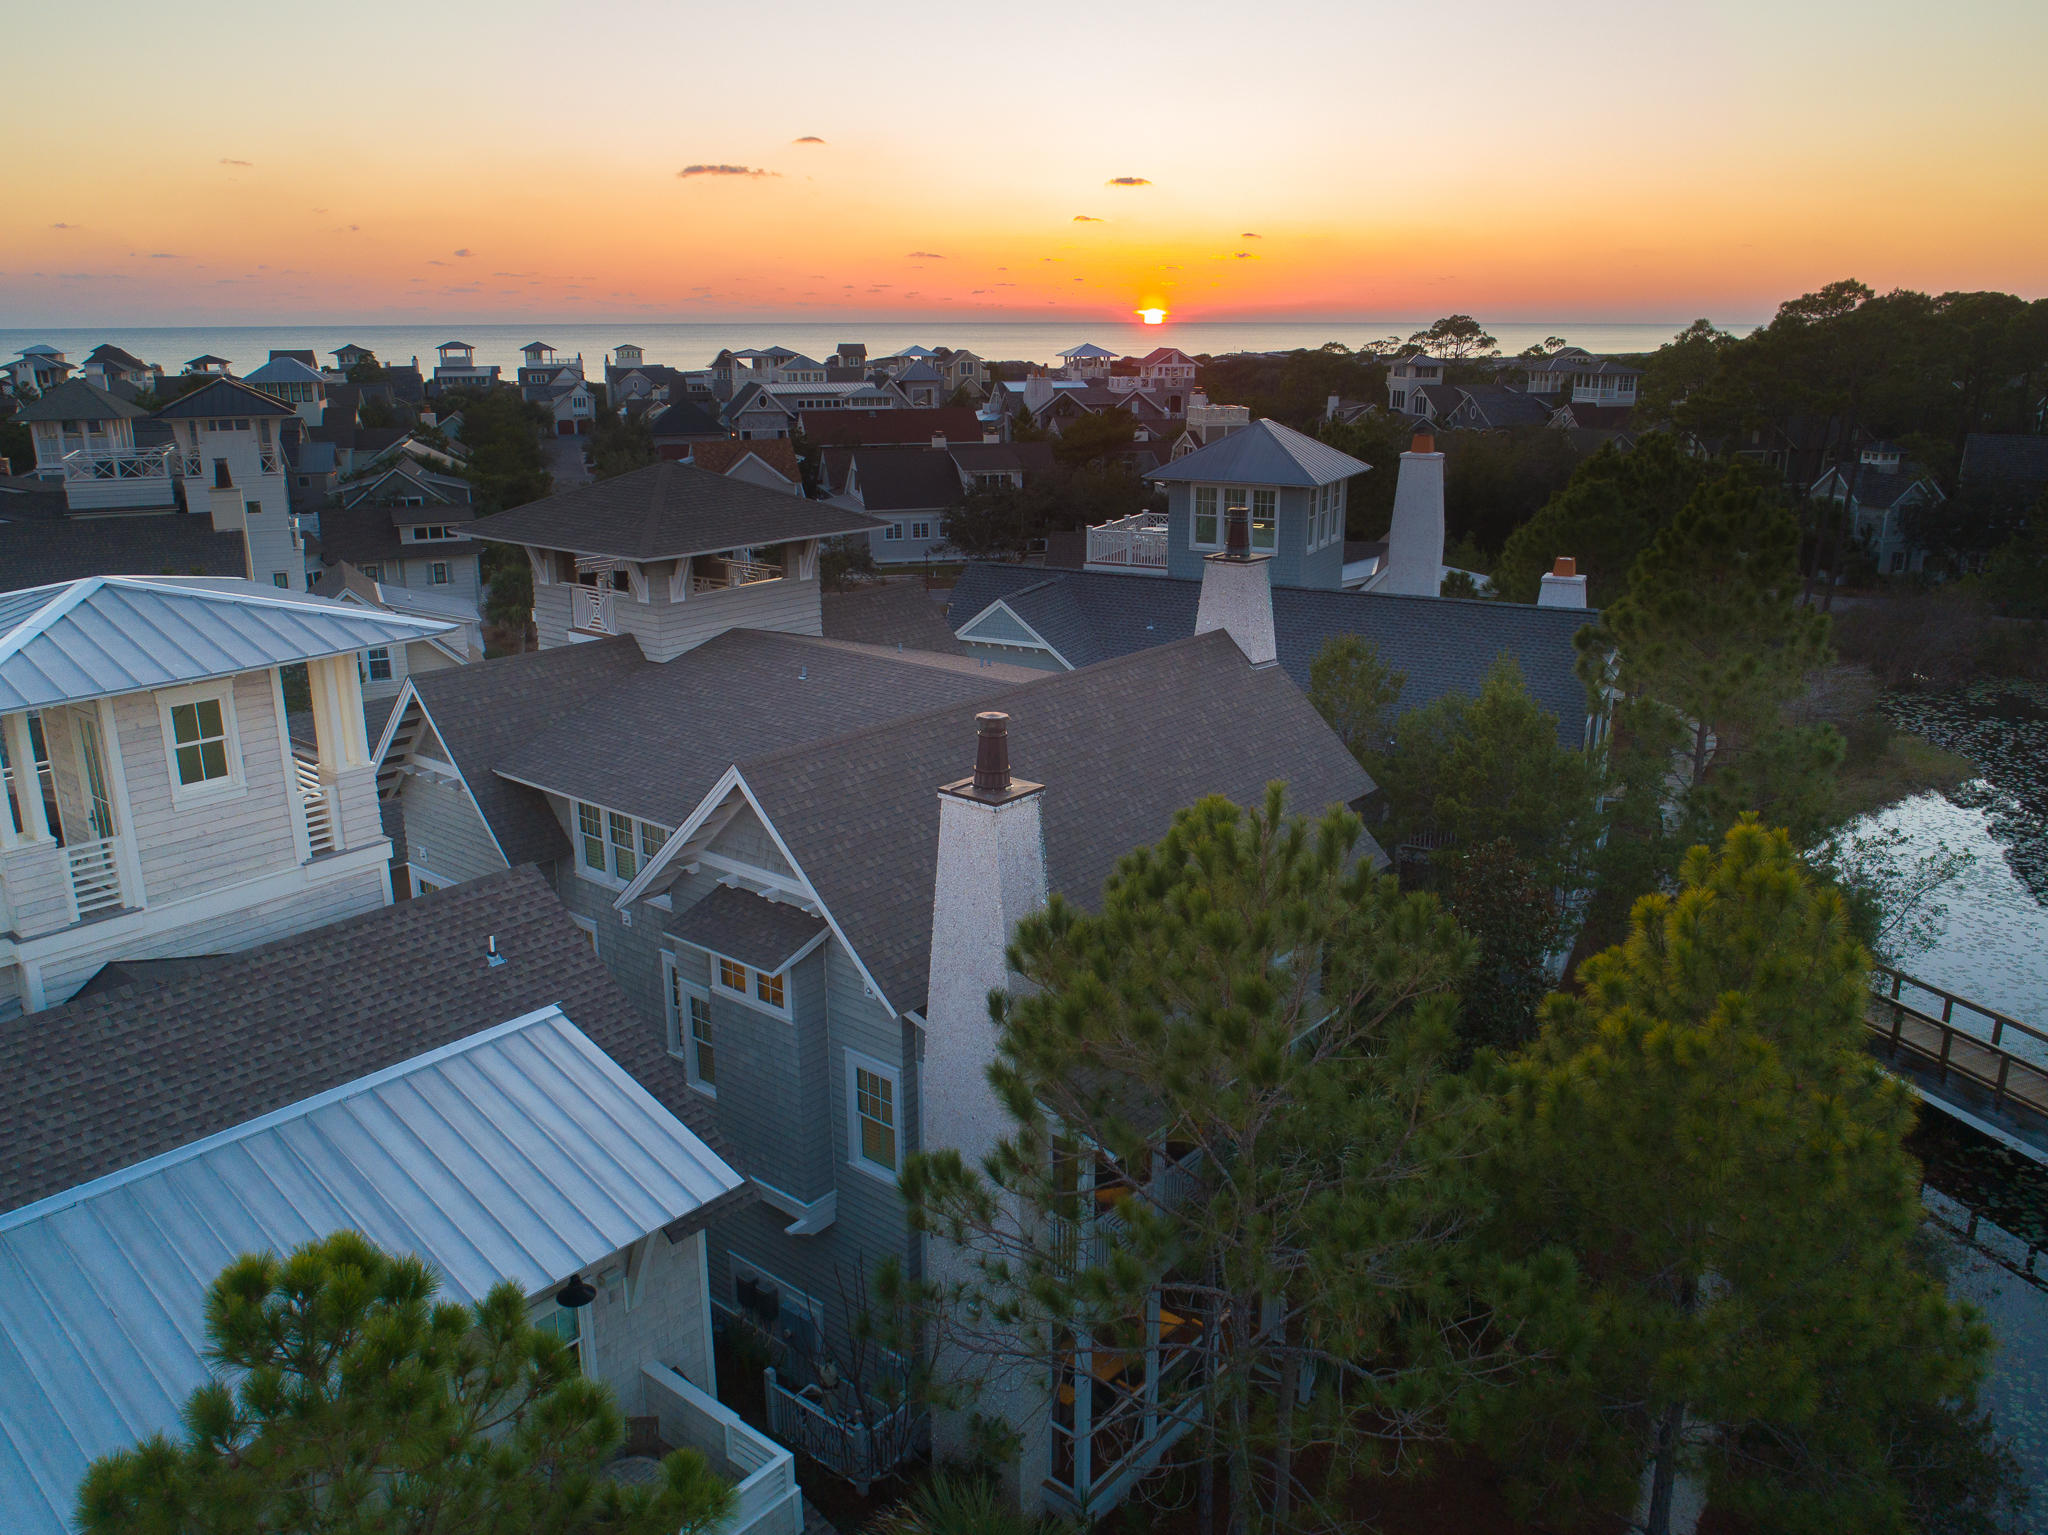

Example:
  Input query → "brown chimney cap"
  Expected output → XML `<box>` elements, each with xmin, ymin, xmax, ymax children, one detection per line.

<box><xmin>1409</xmin><ymin>432</ymin><xmax>1436</xmax><ymax>454</ymax></box>
<box><xmin>1551</xmin><ymin>556</ymin><xmax>1577</xmax><ymax>577</ymax></box>
<box><xmin>945</xmin><ymin>710</ymin><xmax>1044</xmax><ymax>803</ymax></box>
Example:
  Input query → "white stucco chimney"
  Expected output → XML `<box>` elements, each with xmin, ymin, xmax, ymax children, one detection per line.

<box><xmin>1538</xmin><ymin>555</ymin><xmax>1589</xmax><ymax>608</ymax></box>
<box><xmin>923</xmin><ymin>712</ymin><xmax>1053</xmax><ymax>1497</ymax></box>
<box><xmin>1193</xmin><ymin>507</ymin><xmax>1278</xmax><ymax>667</ymax></box>
<box><xmin>205</xmin><ymin>459</ymin><xmax>246</xmax><ymax>532</ymax></box>
<box><xmin>1022</xmin><ymin>375</ymin><xmax>1054</xmax><ymax>411</ymax></box>
<box><xmin>1379</xmin><ymin>432</ymin><xmax>1445</xmax><ymax>597</ymax></box>
<box><xmin>1326</xmin><ymin>393</ymin><xmax>1341</xmax><ymax>420</ymax></box>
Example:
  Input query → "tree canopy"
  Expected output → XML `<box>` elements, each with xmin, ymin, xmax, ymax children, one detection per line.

<box><xmin>77</xmin><ymin>1231</ymin><xmax>733</xmax><ymax>1535</ymax></box>
<box><xmin>1492</xmin><ymin>433</ymin><xmax>1714</xmax><ymax>606</ymax></box>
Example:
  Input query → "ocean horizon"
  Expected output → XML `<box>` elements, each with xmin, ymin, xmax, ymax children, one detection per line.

<box><xmin>0</xmin><ymin>317</ymin><xmax>1753</xmax><ymax>379</ymax></box>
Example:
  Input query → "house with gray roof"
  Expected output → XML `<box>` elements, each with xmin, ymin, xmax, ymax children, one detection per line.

<box><xmin>5</xmin><ymin>343</ymin><xmax>72</xmax><ymax>395</ymax></box>
<box><xmin>0</xmin><ymin>868</ymin><xmax>801</xmax><ymax>1535</ymax></box>
<box><xmin>0</xmin><ymin>577</ymin><xmax>451</xmax><ymax>1016</ymax></box>
<box><xmin>820</xmin><ymin>444</ymin><xmax>965</xmax><ymax>564</ymax></box>
<box><xmin>1810</xmin><ymin>444</ymin><xmax>1946</xmax><ymax>575</ymax></box>
<box><xmin>243</xmin><ymin>353</ymin><xmax>330</xmax><ymax>425</ymax></box>
<box><xmin>466</xmin><ymin>459</ymin><xmax>883</xmax><ymax>659</ymax></box>
<box><xmin>78</xmin><ymin>342</ymin><xmax>161</xmax><ymax>395</ymax></box>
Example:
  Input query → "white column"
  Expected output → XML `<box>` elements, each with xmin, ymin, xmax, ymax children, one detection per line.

<box><xmin>2</xmin><ymin>713</ymin><xmax>51</xmax><ymax>843</ymax></box>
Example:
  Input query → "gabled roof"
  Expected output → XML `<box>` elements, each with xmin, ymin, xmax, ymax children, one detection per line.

<box><xmin>835</xmin><ymin>445</ymin><xmax>965</xmax><ymax>512</ymax></box>
<box><xmin>0</xmin><ymin>869</ymin><xmax>745</xmax><ymax>1535</ymax></box>
<box><xmin>1060</xmin><ymin>342</ymin><xmax>1117</xmax><ymax>360</ymax></box>
<box><xmin>1138</xmin><ymin>347</ymin><xmax>1196</xmax><ymax>367</ymax></box>
<box><xmin>648</xmin><ymin>399</ymin><xmax>724</xmax><ymax>438</ymax></box>
<box><xmin>690</xmin><ymin>438</ymin><xmax>801</xmax><ymax>484</ymax></box>
<box><xmin>798</xmin><ymin>406</ymin><xmax>984</xmax><ymax>448</ymax></box>
<box><xmin>1960</xmin><ymin>433</ymin><xmax>2048</xmax><ymax>503</ymax></box>
<box><xmin>14</xmin><ymin>344</ymin><xmax>62</xmax><ymax>359</ymax></box>
<box><xmin>13</xmin><ymin>378</ymin><xmax>146</xmax><ymax>423</ymax></box>
<box><xmin>897</xmin><ymin>359</ymin><xmax>943</xmax><ymax>382</ymax></box>
<box><xmin>946</xmin><ymin>562</ymin><xmax>1596</xmax><ymax>747</ymax></box>
<box><xmin>465</xmin><ymin>460</ymin><xmax>883</xmax><ymax>562</ymax></box>
<box><xmin>490</xmin><ymin>628</ymin><xmax>1012</xmax><ymax>829</ymax></box>
<box><xmin>152</xmin><ymin>376</ymin><xmax>297</xmax><ymax>419</ymax></box>
<box><xmin>1453</xmin><ymin>384</ymin><xmax>1552</xmax><ymax>429</ymax></box>
<box><xmin>724</xmin><ymin>630</ymin><xmax>1376</xmax><ymax>1016</ymax></box>
<box><xmin>82</xmin><ymin>343</ymin><xmax>150</xmax><ymax>371</ymax></box>
<box><xmin>1147</xmin><ymin>417</ymin><xmax>1369</xmax><ymax>487</ymax></box>
<box><xmin>243</xmin><ymin>354</ymin><xmax>325</xmax><ymax>385</ymax></box>
<box><xmin>183</xmin><ymin>353</ymin><xmax>232</xmax><ymax>366</ymax></box>
<box><xmin>669</xmin><ymin>883</ymin><xmax>827</xmax><ymax>972</ymax></box>
<box><xmin>0</xmin><ymin>577</ymin><xmax>453</xmax><ymax>711</ymax></box>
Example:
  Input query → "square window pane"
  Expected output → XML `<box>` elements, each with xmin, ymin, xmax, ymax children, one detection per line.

<box><xmin>720</xmin><ymin>957</ymin><xmax>747</xmax><ymax>993</ymax></box>
<box><xmin>195</xmin><ymin>699</ymin><xmax>223</xmax><ymax>738</ymax></box>
<box><xmin>175</xmin><ymin>743</ymin><xmax>205</xmax><ymax>785</ymax></box>
<box><xmin>171</xmin><ymin>703</ymin><xmax>200</xmax><ymax>744</ymax></box>
<box><xmin>198</xmin><ymin>741</ymin><xmax>228</xmax><ymax>780</ymax></box>
<box><xmin>757</xmin><ymin>970</ymin><xmax>784</xmax><ymax>1008</ymax></box>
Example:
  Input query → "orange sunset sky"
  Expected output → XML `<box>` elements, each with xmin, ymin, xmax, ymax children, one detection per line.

<box><xmin>7</xmin><ymin>0</ymin><xmax>2046</xmax><ymax>326</ymax></box>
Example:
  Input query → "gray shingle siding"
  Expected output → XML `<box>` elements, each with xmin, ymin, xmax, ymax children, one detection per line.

<box><xmin>395</xmin><ymin>770</ymin><xmax>508</xmax><ymax>886</ymax></box>
<box><xmin>1161</xmin><ymin>482</ymin><xmax>1337</xmax><ymax>588</ymax></box>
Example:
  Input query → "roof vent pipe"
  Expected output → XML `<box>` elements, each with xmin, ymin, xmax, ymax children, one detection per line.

<box><xmin>973</xmin><ymin>711</ymin><xmax>1012</xmax><ymax>794</ymax></box>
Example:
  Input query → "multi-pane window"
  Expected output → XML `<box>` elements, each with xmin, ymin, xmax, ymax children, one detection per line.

<box><xmin>910</xmin><ymin>521</ymin><xmax>931</xmax><ymax>541</ymax></box>
<box><xmin>170</xmin><ymin>697</ymin><xmax>230</xmax><ymax>787</ymax></box>
<box><xmin>1249</xmin><ymin>489</ymin><xmax>1277</xmax><ymax>551</ymax></box>
<box><xmin>718</xmin><ymin>956</ymin><xmax>747</xmax><ymax>993</ymax></box>
<box><xmin>884</xmin><ymin>523</ymin><xmax>904</xmax><ymax>542</ymax></box>
<box><xmin>713</xmin><ymin>953</ymin><xmax>788</xmax><ymax>1016</ymax></box>
<box><xmin>430</xmin><ymin>562</ymin><xmax>451</xmax><ymax>585</ymax></box>
<box><xmin>574</xmin><ymin>802</ymin><xmax>667</xmax><ymax>884</ymax></box>
<box><xmin>366</xmin><ymin>647</ymin><xmax>393</xmax><ymax>682</ymax></box>
<box><xmin>533</xmin><ymin>1302</ymin><xmax>582</xmax><ymax>1373</ymax></box>
<box><xmin>849</xmin><ymin>1055</ymin><xmax>899</xmax><ymax>1173</ymax></box>
<box><xmin>689</xmin><ymin>993</ymin><xmax>715</xmax><ymax>1087</ymax></box>
<box><xmin>1193</xmin><ymin>486</ymin><xmax>1218</xmax><ymax>546</ymax></box>
<box><xmin>756</xmin><ymin>968</ymin><xmax>784</xmax><ymax>1008</ymax></box>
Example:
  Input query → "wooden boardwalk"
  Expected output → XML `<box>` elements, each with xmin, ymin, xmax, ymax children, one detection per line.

<box><xmin>1865</xmin><ymin>964</ymin><xmax>2048</xmax><ymax>1130</ymax></box>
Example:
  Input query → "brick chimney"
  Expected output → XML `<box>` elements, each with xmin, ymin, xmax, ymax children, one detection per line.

<box><xmin>1379</xmin><ymin>432</ymin><xmax>1444</xmax><ymax>597</ymax></box>
<box><xmin>923</xmin><ymin>711</ymin><xmax>1051</xmax><ymax>1491</ymax></box>
<box><xmin>1538</xmin><ymin>555</ymin><xmax>1589</xmax><ymax>608</ymax></box>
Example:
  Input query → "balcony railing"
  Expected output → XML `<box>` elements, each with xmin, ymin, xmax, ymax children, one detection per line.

<box><xmin>641</xmin><ymin>1364</ymin><xmax>802</xmax><ymax>1535</ymax></box>
<box><xmin>64</xmin><ymin>835</ymin><xmax>125</xmax><ymax>918</ymax></box>
<box><xmin>60</xmin><ymin>445</ymin><xmax>177</xmax><ymax>483</ymax></box>
<box><xmin>1086</xmin><ymin>513</ymin><xmax>1169</xmax><ymax>572</ymax></box>
<box><xmin>294</xmin><ymin>751</ymin><xmax>339</xmax><ymax>857</ymax></box>
<box><xmin>763</xmin><ymin>1367</ymin><xmax>917</xmax><ymax>1494</ymax></box>
<box><xmin>572</xmin><ymin>585</ymin><xmax>617</xmax><ymax>634</ymax></box>
<box><xmin>692</xmin><ymin>556</ymin><xmax>782</xmax><ymax>595</ymax></box>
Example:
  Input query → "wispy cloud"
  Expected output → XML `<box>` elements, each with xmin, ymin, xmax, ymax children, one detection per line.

<box><xmin>50</xmin><ymin>222</ymin><xmax>75</xmax><ymax>230</ymax></box>
<box><xmin>792</xmin><ymin>135</ymin><xmax>826</xmax><ymax>144</ymax></box>
<box><xmin>1072</xmin><ymin>214</ymin><xmax>1104</xmax><ymax>222</ymax></box>
<box><xmin>907</xmin><ymin>250</ymin><xmax>943</xmax><ymax>259</ymax></box>
<box><xmin>453</xmin><ymin>248</ymin><xmax>471</xmax><ymax>257</ymax></box>
<box><xmin>148</xmin><ymin>252</ymin><xmax>178</xmax><ymax>259</ymax></box>
<box><xmin>1106</xmin><ymin>176</ymin><xmax>1151</xmax><ymax>187</ymax></box>
<box><xmin>677</xmin><ymin>163</ymin><xmax>778</xmax><ymax>178</ymax></box>
<box><xmin>1240</xmin><ymin>231</ymin><xmax>1261</xmax><ymax>239</ymax></box>
<box><xmin>219</xmin><ymin>158</ymin><xmax>253</xmax><ymax>167</ymax></box>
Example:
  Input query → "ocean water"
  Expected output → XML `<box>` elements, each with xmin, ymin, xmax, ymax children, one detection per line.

<box><xmin>0</xmin><ymin>318</ymin><xmax>1747</xmax><ymax>378</ymax></box>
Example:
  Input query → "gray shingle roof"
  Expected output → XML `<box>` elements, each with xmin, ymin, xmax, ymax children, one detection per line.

<box><xmin>493</xmin><ymin>628</ymin><xmax>1014</xmax><ymax>828</ymax></box>
<box><xmin>947</xmin><ymin>562</ymin><xmax>1596</xmax><ymax>747</ymax></box>
<box><xmin>14</xmin><ymin>379</ymin><xmax>146</xmax><ymax>424</ymax></box>
<box><xmin>648</xmin><ymin>400</ymin><xmax>725</xmax><ymax>438</ymax></box>
<box><xmin>0</xmin><ymin>868</ymin><xmax>734</xmax><ymax>1213</ymax></box>
<box><xmin>406</xmin><ymin>636</ymin><xmax>651</xmax><ymax>865</ymax></box>
<box><xmin>153</xmin><ymin>377</ymin><xmax>297</xmax><ymax>419</ymax></box>
<box><xmin>1959</xmin><ymin>433</ymin><xmax>2048</xmax><ymax>505</ymax></box>
<box><xmin>0</xmin><ymin>515</ymin><xmax>244</xmax><ymax>588</ymax></box>
<box><xmin>1147</xmin><ymin>418</ymin><xmax>1369</xmax><ymax>487</ymax></box>
<box><xmin>1453</xmin><ymin>385</ymin><xmax>1553</xmax><ymax>429</ymax></box>
<box><xmin>840</xmin><ymin>446</ymin><xmax>966</xmax><ymax>512</ymax></box>
<box><xmin>668</xmin><ymin>883</ymin><xmax>827</xmax><ymax>972</ymax></box>
<box><xmin>466</xmin><ymin>461</ymin><xmax>884</xmax><ymax>561</ymax></box>
<box><xmin>738</xmin><ymin>630</ymin><xmax>1377</xmax><ymax>1017</ymax></box>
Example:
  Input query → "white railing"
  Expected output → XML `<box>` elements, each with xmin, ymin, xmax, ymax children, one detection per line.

<box><xmin>60</xmin><ymin>445</ymin><xmax>177</xmax><ymax>483</ymax></box>
<box><xmin>260</xmin><ymin>449</ymin><xmax>281</xmax><ymax>474</ymax></box>
<box><xmin>64</xmin><ymin>836</ymin><xmax>125</xmax><ymax>918</ymax></box>
<box><xmin>294</xmin><ymin>752</ymin><xmax>338</xmax><ymax>856</ymax></box>
<box><xmin>572</xmin><ymin>586</ymin><xmax>616</xmax><ymax>634</ymax></box>
<box><xmin>762</xmin><ymin>1368</ymin><xmax>916</xmax><ymax>1493</ymax></box>
<box><xmin>691</xmin><ymin>557</ymin><xmax>782</xmax><ymax>595</ymax></box>
<box><xmin>641</xmin><ymin>1364</ymin><xmax>802</xmax><ymax>1535</ymax></box>
<box><xmin>1086</xmin><ymin>513</ymin><xmax>1169</xmax><ymax>570</ymax></box>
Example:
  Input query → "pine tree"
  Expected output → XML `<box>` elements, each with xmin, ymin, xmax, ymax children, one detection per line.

<box><xmin>1304</xmin><ymin>633</ymin><xmax>1405</xmax><ymax>761</ymax></box>
<box><xmin>76</xmin><ymin>1231</ymin><xmax>734</xmax><ymax>1535</ymax></box>
<box><xmin>1480</xmin><ymin>821</ymin><xmax>1994</xmax><ymax>1535</ymax></box>
<box><xmin>902</xmin><ymin>787</ymin><xmax>1499</xmax><ymax>1532</ymax></box>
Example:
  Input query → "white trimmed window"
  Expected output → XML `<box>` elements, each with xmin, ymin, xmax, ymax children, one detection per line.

<box><xmin>156</xmin><ymin>681</ymin><xmax>244</xmax><ymax>804</ymax></box>
<box><xmin>711</xmin><ymin>952</ymin><xmax>791</xmax><ymax>1019</ymax></box>
<box><xmin>574</xmin><ymin>801</ymin><xmax>669</xmax><ymax>887</ymax></box>
<box><xmin>845</xmin><ymin>1050</ymin><xmax>901</xmax><ymax>1177</ymax></box>
<box><xmin>531</xmin><ymin>1296</ymin><xmax>586</xmax><ymax>1373</ymax></box>
<box><xmin>884</xmin><ymin>522</ymin><xmax>904</xmax><ymax>542</ymax></box>
<box><xmin>429</xmin><ymin>561</ymin><xmax>451</xmax><ymax>586</ymax></box>
<box><xmin>910</xmin><ymin>520</ymin><xmax>932</xmax><ymax>541</ymax></box>
<box><xmin>665</xmin><ymin>956</ymin><xmax>716</xmax><ymax>1094</ymax></box>
<box><xmin>365</xmin><ymin>647</ymin><xmax>393</xmax><ymax>682</ymax></box>
<box><xmin>1249</xmin><ymin>488</ymin><xmax>1277</xmax><ymax>551</ymax></box>
<box><xmin>1193</xmin><ymin>485</ymin><xmax>1218</xmax><ymax>547</ymax></box>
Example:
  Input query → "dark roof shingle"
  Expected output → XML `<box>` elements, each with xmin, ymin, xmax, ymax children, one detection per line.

<box><xmin>669</xmin><ymin>884</ymin><xmax>827</xmax><ymax>971</ymax></box>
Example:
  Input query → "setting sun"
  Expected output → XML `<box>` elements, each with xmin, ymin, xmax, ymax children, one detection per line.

<box><xmin>1137</xmin><ymin>308</ymin><xmax>1167</xmax><ymax>325</ymax></box>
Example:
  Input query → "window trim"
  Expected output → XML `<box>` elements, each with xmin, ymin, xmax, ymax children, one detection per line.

<box><xmin>154</xmin><ymin>680</ymin><xmax>246</xmax><ymax>807</ymax></box>
<box><xmin>844</xmin><ymin>1048</ymin><xmax>903</xmax><ymax>1181</ymax></box>
<box><xmin>709</xmin><ymin>949</ymin><xmax>793</xmax><ymax>1020</ymax></box>
<box><xmin>571</xmin><ymin>800</ymin><xmax>669</xmax><ymax>889</ymax></box>
<box><xmin>664</xmin><ymin>953</ymin><xmax>717</xmax><ymax>1096</ymax></box>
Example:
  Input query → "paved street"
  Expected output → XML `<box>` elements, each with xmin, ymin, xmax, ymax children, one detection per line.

<box><xmin>543</xmin><ymin>432</ymin><xmax>591</xmax><ymax>488</ymax></box>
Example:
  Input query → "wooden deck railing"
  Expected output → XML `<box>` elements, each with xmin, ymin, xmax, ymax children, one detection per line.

<box><xmin>1866</xmin><ymin>964</ymin><xmax>2048</xmax><ymax>1124</ymax></box>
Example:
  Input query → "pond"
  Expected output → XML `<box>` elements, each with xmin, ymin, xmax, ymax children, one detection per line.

<box><xmin>1859</xmin><ymin>682</ymin><xmax>2048</xmax><ymax>1508</ymax></box>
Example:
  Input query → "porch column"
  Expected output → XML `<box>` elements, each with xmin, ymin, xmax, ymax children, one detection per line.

<box><xmin>1</xmin><ymin>713</ymin><xmax>51</xmax><ymax>843</ymax></box>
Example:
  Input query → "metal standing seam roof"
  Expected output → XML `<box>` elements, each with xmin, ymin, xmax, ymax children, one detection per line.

<box><xmin>1146</xmin><ymin>418</ymin><xmax>1371</xmax><ymax>487</ymax></box>
<box><xmin>0</xmin><ymin>576</ymin><xmax>456</xmax><ymax>712</ymax></box>
<box><xmin>0</xmin><ymin>1004</ymin><xmax>745</xmax><ymax>1535</ymax></box>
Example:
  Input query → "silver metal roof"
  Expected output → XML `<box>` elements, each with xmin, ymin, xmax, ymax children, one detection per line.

<box><xmin>1146</xmin><ymin>418</ymin><xmax>1371</xmax><ymax>487</ymax></box>
<box><xmin>0</xmin><ymin>576</ymin><xmax>455</xmax><ymax>712</ymax></box>
<box><xmin>0</xmin><ymin>1005</ymin><xmax>744</xmax><ymax>1535</ymax></box>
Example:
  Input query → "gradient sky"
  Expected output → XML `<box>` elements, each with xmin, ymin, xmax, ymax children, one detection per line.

<box><xmin>7</xmin><ymin>0</ymin><xmax>2045</xmax><ymax>326</ymax></box>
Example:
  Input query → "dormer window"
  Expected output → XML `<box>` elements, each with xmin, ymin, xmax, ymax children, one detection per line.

<box><xmin>1190</xmin><ymin>486</ymin><xmax>1275</xmax><ymax>551</ymax></box>
<box><xmin>713</xmin><ymin>953</ymin><xmax>791</xmax><ymax>1017</ymax></box>
<box><xmin>574</xmin><ymin>801</ymin><xmax>670</xmax><ymax>887</ymax></box>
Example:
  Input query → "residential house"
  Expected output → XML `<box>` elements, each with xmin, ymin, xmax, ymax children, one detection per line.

<box><xmin>181</xmin><ymin>354</ymin><xmax>235</xmax><ymax>378</ymax></box>
<box><xmin>243</xmin><ymin>353</ymin><xmax>330</xmax><ymax>426</ymax></box>
<box><xmin>77</xmin><ymin>343</ymin><xmax>161</xmax><ymax>396</ymax></box>
<box><xmin>1169</xmin><ymin>396</ymin><xmax>1252</xmax><ymax>459</ymax></box>
<box><xmin>331</xmin><ymin>341</ymin><xmax>376</xmax><ymax>371</ymax></box>
<box><xmin>0</xmin><ymin>869</ymin><xmax>800</xmax><ymax>1535</ymax></box>
<box><xmin>518</xmin><ymin>341</ymin><xmax>587</xmax><ymax>401</ymax></box>
<box><xmin>14</xmin><ymin>382</ymin><xmax>168</xmax><ymax>507</ymax></box>
<box><xmin>1134</xmin><ymin>347</ymin><xmax>1197</xmax><ymax>409</ymax></box>
<box><xmin>0</xmin><ymin>576</ymin><xmax>450</xmax><ymax>1016</ymax></box>
<box><xmin>725</xmin><ymin>383</ymin><xmax>799</xmax><ymax>440</ymax></box>
<box><xmin>462</xmin><ymin>459</ymin><xmax>882</xmax><ymax>659</ymax></box>
<box><xmin>892</xmin><ymin>360</ymin><xmax>946</xmax><ymax>408</ymax></box>
<box><xmin>797</xmin><ymin>407</ymin><xmax>988</xmax><ymax>450</ymax></box>
<box><xmin>689</xmin><ymin>439</ymin><xmax>805</xmax><ymax>496</ymax></box>
<box><xmin>932</xmin><ymin>347</ymin><xmax>988</xmax><ymax>397</ymax></box>
<box><xmin>154</xmin><ymin>376</ymin><xmax>315</xmax><ymax>588</ymax></box>
<box><xmin>547</xmin><ymin>375</ymin><xmax>599</xmax><ymax>435</ymax></box>
<box><xmin>652</xmin><ymin>399</ymin><xmax>731</xmax><ymax>458</ymax></box>
<box><xmin>430</xmin><ymin>340</ymin><xmax>500</xmax><ymax>394</ymax></box>
<box><xmin>1810</xmin><ymin>443</ymin><xmax>1946</xmax><ymax>574</ymax></box>
<box><xmin>315</xmin><ymin>562</ymin><xmax>482</xmax><ymax>703</ymax></box>
<box><xmin>1441</xmin><ymin>384</ymin><xmax>1552</xmax><ymax>431</ymax></box>
<box><xmin>1518</xmin><ymin>349</ymin><xmax>1642</xmax><ymax>407</ymax></box>
<box><xmin>6</xmin><ymin>344</ymin><xmax>73</xmax><ymax>395</ymax></box>
<box><xmin>820</xmin><ymin>446</ymin><xmax>964</xmax><ymax>564</ymax></box>
<box><xmin>1385</xmin><ymin>353</ymin><xmax>1447</xmax><ymax>415</ymax></box>
<box><xmin>1057</xmin><ymin>342</ymin><xmax>1117</xmax><ymax>381</ymax></box>
<box><xmin>314</xmin><ymin>460</ymin><xmax>483</xmax><ymax>610</ymax></box>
